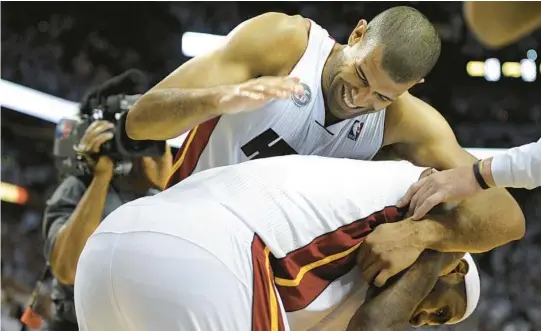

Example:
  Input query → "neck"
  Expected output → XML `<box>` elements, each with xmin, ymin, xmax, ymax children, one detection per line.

<box><xmin>321</xmin><ymin>43</ymin><xmax>345</xmax><ymax>127</ymax></box>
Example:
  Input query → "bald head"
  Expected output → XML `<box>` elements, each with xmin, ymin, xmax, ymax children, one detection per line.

<box><xmin>364</xmin><ymin>6</ymin><xmax>441</xmax><ymax>83</ymax></box>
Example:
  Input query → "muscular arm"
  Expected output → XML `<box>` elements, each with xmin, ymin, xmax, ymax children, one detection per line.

<box><xmin>464</xmin><ymin>2</ymin><xmax>541</xmax><ymax>48</ymax></box>
<box><xmin>409</xmin><ymin>188</ymin><xmax>525</xmax><ymax>253</ymax></box>
<box><xmin>347</xmin><ymin>251</ymin><xmax>458</xmax><ymax>331</ymax></box>
<box><xmin>126</xmin><ymin>12</ymin><xmax>308</xmax><ymax>140</ymax></box>
<box><xmin>384</xmin><ymin>94</ymin><xmax>525</xmax><ymax>253</ymax></box>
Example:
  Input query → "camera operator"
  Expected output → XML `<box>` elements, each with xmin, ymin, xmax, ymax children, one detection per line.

<box><xmin>41</xmin><ymin>70</ymin><xmax>172</xmax><ymax>331</ymax></box>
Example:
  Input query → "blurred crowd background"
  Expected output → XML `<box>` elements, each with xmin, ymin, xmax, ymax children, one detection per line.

<box><xmin>1</xmin><ymin>2</ymin><xmax>540</xmax><ymax>331</ymax></box>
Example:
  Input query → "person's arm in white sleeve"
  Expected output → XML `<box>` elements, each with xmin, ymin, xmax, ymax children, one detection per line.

<box><xmin>485</xmin><ymin>138</ymin><xmax>541</xmax><ymax>190</ymax></box>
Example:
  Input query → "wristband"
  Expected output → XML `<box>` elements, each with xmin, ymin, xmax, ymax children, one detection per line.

<box><xmin>473</xmin><ymin>161</ymin><xmax>490</xmax><ymax>190</ymax></box>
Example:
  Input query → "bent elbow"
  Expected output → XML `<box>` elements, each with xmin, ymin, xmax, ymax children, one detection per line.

<box><xmin>125</xmin><ymin>107</ymin><xmax>147</xmax><ymax>141</ymax></box>
<box><xmin>510</xmin><ymin>211</ymin><xmax>526</xmax><ymax>242</ymax></box>
<box><xmin>489</xmin><ymin>190</ymin><xmax>526</xmax><ymax>245</ymax></box>
<box><xmin>126</xmin><ymin>93</ymin><xmax>173</xmax><ymax>141</ymax></box>
<box><xmin>499</xmin><ymin>205</ymin><xmax>526</xmax><ymax>245</ymax></box>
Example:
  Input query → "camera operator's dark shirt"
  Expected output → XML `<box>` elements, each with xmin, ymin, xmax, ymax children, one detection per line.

<box><xmin>42</xmin><ymin>175</ymin><xmax>159</xmax><ymax>329</ymax></box>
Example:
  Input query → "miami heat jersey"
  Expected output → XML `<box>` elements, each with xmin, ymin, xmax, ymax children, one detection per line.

<box><xmin>145</xmin><ymin>156</ymin><xmax>426</xmax><ymax>330</ymax></box>
<box><xmin>166</xmin><ymin>20</ymin><xmax>387</xmax><ymax>188</ymax></box>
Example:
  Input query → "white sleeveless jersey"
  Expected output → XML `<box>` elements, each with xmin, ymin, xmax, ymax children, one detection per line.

<box><xmin>138</xmin><ymin>156</ymin><xmax>425</xmax><ymax>330</ymax></box>
<box><xmin>166</xmin><ymin>20</ymin><xmax>387</xmax><ymax>188</ymax></box>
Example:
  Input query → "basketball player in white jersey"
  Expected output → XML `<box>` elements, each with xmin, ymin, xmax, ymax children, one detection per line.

<box><xmin>74</xmin><ymin>156</ymin><xmax>481</xmax><ymax>331</ymax></box>
<box><xmin>126</xmin><ymin>8</ymin><xmax>524</xmax><ymax>284</ymax></box>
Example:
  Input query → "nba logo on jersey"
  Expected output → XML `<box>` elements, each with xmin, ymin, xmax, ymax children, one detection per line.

<box><xmin>347</xmin><ymin>120</ymin><xmax>364</xmax><ymax>141</ymax></box>
<box><xmin>291</xmin><ymin>83</ymin><xmax>312</xmax><ymax>107</ymax></box>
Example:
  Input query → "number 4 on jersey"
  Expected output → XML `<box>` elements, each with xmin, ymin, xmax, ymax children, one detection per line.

<box><xmin>241</xmin><ymin>128</ymin><xmax>298</xmax><ymax>160</ymax></box>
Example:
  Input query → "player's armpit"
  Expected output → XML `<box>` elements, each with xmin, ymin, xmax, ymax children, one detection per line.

<box><xmin>371</xmin><ymin>145</ymin><xmax>402</xmax><ymax>161</ymax></box>
<box><xmin>346</xmin><ymin>250</ymin><xmax>447</xmax><ymax>331</ymax></box>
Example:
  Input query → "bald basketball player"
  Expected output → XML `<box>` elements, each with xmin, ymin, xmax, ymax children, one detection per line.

<box><xmin>126</xmin><ymin>7</ymin><xmax>524</xmax><ymax>282</ymax></box>
<box><xmin>74</xmin><ymin>156</ymin><xmax>481</xmax><ymax>331</ymax></box>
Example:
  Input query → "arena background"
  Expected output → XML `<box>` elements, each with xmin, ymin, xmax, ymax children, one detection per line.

<box><xmin>1</xmin><ymin>2</ymin><xmax>540</xmax><ymax>331</ymax></box>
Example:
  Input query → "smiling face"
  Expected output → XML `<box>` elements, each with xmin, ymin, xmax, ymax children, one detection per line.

<box><xmin>324</xmin><ymin>20</ymin><xmax>418</xmax><ymax>120</ymax></box>
<box><xmin>409</xmin><ymin>259</ymin><xmax>470</xmax><ymax>327</ymax></box>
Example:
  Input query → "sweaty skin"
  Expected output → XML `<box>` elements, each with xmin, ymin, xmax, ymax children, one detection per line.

<box><xmin>127</xmin><ymin>12</ymin><xmax>524</xmax><ymax>268</ymax></box>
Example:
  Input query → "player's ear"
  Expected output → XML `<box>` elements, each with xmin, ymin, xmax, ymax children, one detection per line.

<box><xmin>348</xmin><ymin>19</ymin><xmax>367</xmax><ymax>46</ymax></box>
<box><xmin>441</xmin><ymin>259</ymin><xmax>468</xmax><ymax>285</ymax></box>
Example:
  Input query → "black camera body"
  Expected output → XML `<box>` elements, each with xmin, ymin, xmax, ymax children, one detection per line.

<box><xmin>53</xmin><ymin>94</ymin><xmax>165</xmax><ymax>176</ymax></box>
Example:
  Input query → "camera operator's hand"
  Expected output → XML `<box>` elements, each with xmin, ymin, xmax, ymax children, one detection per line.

<box><xmin>74</xmin><ymin>121</ymin><xmax>115</xmax><ymax>178</ymax></box>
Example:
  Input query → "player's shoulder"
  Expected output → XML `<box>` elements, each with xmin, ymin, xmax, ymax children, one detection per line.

<box><xmin>383</xmin><ymin>92</ymin><xmax>449</xmax><ymax>145</ymax></box>
<box><xmin>239</xmin><ymin>12</ymin><xmax>309</xmax><ymax>46</ymax></box>
<box><xmin>225</xmin><ymin>12</ymin><xmax>311</xmax><ymax>76</ymax></box>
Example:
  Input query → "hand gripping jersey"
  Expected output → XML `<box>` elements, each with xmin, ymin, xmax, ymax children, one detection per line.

<box><xmin>166</xmin><ymin>20</ymin><xmax>387</xmax><ymax>188</ymax></box>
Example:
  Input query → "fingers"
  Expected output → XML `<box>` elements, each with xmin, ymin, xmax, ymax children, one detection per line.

<box><xmin>374</xmin><ymin>269</ymin><xmax>393</xmax><ymax>288</ymax></box>
<box><xmin>408</xmin><ymin>182</ymin><xmax>433</xmax><ymax>219</ymax></box>
<box><xmin>357</xmin><ymin>241</ymin><xmax>376</xmax><ymax>271</ymax></box>
<box><xmin>236</xmin><ymin>90</ymin><xmax>268</xmax><ymax>100</ymax></box>
<box><xmin>235</xmin><ymin>88</ymin><xmax>281</xmax><ymax>101</ymax></box>
<box><xmin>77</xmin><ymin>121</ymin><xmax>115</xmax><ymax>153</ymax></box>
<box><xmin>397</xmin><ymin>179</ymin><xmax>424</xmax><ymax>208</ymax></box>
<box><xmin>412</xmin><ymin>193</ymin><xmax>444</xmax><ymax>220</ymax></box>
<box><xmin>361</xmin><ymin>260</ymin><xmax>384</xmax><ymax>284</ymax></box>
<box><xmin>89</xmin><ymin>132</ymin><xmax>115</xmax><ymax>153</ymax></box>
<box><xmin>251</xmin><ymin>85</ymin><xmax>291</xmax><ymax>98</ymax></box>
<box><xmin>397</xmin><ymin>169</ymin><xmax>440</xmax><ymax>209</ymax></box>
<box><xmin>239</xmin><ymin>76</ymin><xmax>304</xmax><ymax>100</ymax></box>
<box><xmin>357</xmin><ymin>235</ymin><xmax>388</xmax><ymax>285</ymax></box>
<box><xmin>80</xmin><ymin>121</ymin><xmax>114</xmax><ymax>145</ymax></box>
